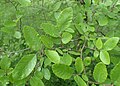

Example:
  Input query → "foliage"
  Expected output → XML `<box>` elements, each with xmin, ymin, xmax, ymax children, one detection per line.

<box><xmin>0</xmin><ymin>0</ymin><xmax>120</xmax><ymax>86</ymax></box>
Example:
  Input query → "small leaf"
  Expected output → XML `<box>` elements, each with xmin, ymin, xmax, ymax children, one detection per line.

<box><xmin>84</xmin><ymin>0</ymin><xmax>91</xmax><ymax>6</ymax></box>
<box><xmin>23</xmin><ymin>26</ymin><xmax>42</xmax><ymax>51</ymax></box>
<box><xmin>34</xmin><ymin>71</ymin><xmax>43</xmax><ymax>79</ymax></box>
<box><xmin>45</xmin><ymin>50</ymin><xmax>60</xmax><ymax>64</ymax></box>
<box><xmin>14</xmin><ymin>31</ymin><xmax>21</xmax><ymax>39</ymax></box>
<box><xmin>44</xmin><ymin>58</ymin><xmax>51</xmax><ymax>67</ymax></box>
<box><xmin>65</xmin><ymin>28</ymin><xmax>75</xmax><ymax>33</ymax></box>
<box><xmin>17</xmin><ymin>0</ymin><xmax>31</xmax><ymax>6</ymax></box>
<box><xmin>100</xmin><ymin>50</ymin><xmax>110</xmax><ymax>65</ymax></box>
<box><xmin>94</xmin><ymin>50</ymin><xmax>99</xmax><ymax>58</ymax></box>
<box><xmin>93</xmin><ymin>62</ymin><xmax>108</xmax><ymax>83</ymax></box>
<box><xmin>82</xmin><ymin>74</ymin><xmax>88</xmax><ymax>81</ymax></box>
<box><xmin>12</xmin><ymin>54</ymin><xmax>37</xmax><ymax>80</ymax></box>
<box><xmin>62</xmin><ymin>32</ymin><xmax>72</xmax><ymax>44</ymax></box>
<box><xmin>75</xmin><ymin>58</ymin><xmax>84</xmax><ymax>73</ymax></box>
<box><xmin>74</xmin><ymin>75</ymin><xmax>87</xmax><ymax>86</ymax></box>
<box><xmin>97</xmin><ymin>14</ymin><xmax>108</xmax><ymax>26</ymax></box>
<box><xmin>40</xmin><ymin>35</ymin><xmax>53</xmax><ymax>48</ymax></box>
<box><xmin>52</xmin><ymin>1</ymin><xmax>61</xmax><ymax>11</ymax></box>
<box><xmin>103</xmin><ymin>37</ymin><xmax>119</xmax><ymax>51</ymax></box>
<box><xmin>60</xmin><ymin>53</ymin><xmax>72</xmax><ymax>66</ymax></box>
<box><xmin>41</xmin><ymin>23</ymin><xmax>59</xmax><ymax>37</ymax></box>
<box><xmin>52</xmin><ymin>64</ymin><xmax>73</xmax><ymax>79</ymax></box>
<box><xmin>84</xmin><ymin>57</ymin><xmax>91</xmax><ymax>66</ymax></box>
<box><xmin>57</xmin><ymin>7</ymin><xmax>73</xmax><ymax>32</ymax></box>
<box><xmin>110</xmin><ymin>62</ymin><xmax>120</xmax><ymax>82</ymax></box>
<box><xmin>42</xmin><ymin>68</ymin><xmax>51</xmax><ymax>80</ymax></box>
<box><xmin>0</xmin><ymin>56</ymin><xmax>11</xmax><ymax>70</ymax></box>
<box><xmin>95</xmin><ymin>38</ymin><xmax>103</xmax><ymax>50</ymax></box>
<box><xmin>68</xmin><ymin>51</ymin><xmax>80</xmax><ymax>55</ymax></box>
<box><xmin>30</xmin><ymin>76</ymin><xmax>44</xmax><ymax>86</ymax></box>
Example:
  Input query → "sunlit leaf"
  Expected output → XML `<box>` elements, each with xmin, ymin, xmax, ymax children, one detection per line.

<box><xmin>93</xmin><ymin>62</ymin><xmax>108</xmax><ymax>83</ymax></box>
<box><xmin>45</xmin><ymin>50</ymin><xmax>60</xmax><ymax>64</ymax></box>
<box><xmin>52</xmin><ymin>64</ymin><xmax>73</xmax><ymax>79</ymax></box>
<box><xmin>12</xmin><ymin>54</ymin><xmax>37</xmax><ymax>80</ymax></box>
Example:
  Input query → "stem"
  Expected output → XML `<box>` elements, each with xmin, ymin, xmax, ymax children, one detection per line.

<box><xmin>80</xmin><ymin>40</ymin><xmax>86</xmax><ymax>59</ymax></box>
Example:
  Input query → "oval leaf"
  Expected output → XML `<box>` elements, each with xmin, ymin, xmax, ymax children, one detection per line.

<box><xmin>62</xmin><ymin>32</ymin><xmax>72</xmax><ymax>44</ymax></box>
<box><xmin>45</xmin><ymin>50</ymin><xmax>60</xmax><ymax>64</ymax></box>
<box><xmin>42</xmin><ymin>68</ymin><xmax>51</xmax><ymax>80</ymax></box>
<box><xmin>0</xmin><ymin>56</ymin><xmax>11</xmax><ymax>70</ymax></box>
<box><xmin>23</xmin><ymin>26</ymin><xmax>42</xmax><ymax>51</ymax></box>
<box><xmin>12</xmin><ymin>54</ymin><xmax>37</xmax><ymax>80</ymax></box>
<box><xmin>57</xmin><ymin>7</ymin><xmax>73</xmax><ymax>32</ymax></box>
<box><xmin>97</xmin><ymin>14</ymin><xmax>108</xmax><ymax>26</ymax></box>
<box><xmin>60</xmin><ymin>53</ymin><xmax>72</xmax><ymax>66</ymax></box>
<box><xmin>110</xmin><ymin>62</ymin><xmax>120</xmax><ymax>82</ymax></box>
<box><xmin>75</xmin><ymin>58</ymin><xmax>84</xmax><ymax>73</ymax></box>
<box><xmin>30</xmin><ymin>76</ymin><xmax>44</xmax><ymax>86</ymax></box>
<box><xmin>95</xmin><ymin>38</ymin><xmax>103</xmax><ymax>50</ymax></box>
<box><xmin>40</xmin><ymin>35</ymin><xmax>53</xmax><ymax>48</ymax></box>
<box><xmin>74</xmin><ymin>75</ymin><xmax>87</xmax><ymax>86</ymax></box>
<box><xmin>84</xmin><ymin>57</ymin><xmax>91</xmax><ymax>66</ymax></box>
<box><xmin>52</xmin><ymin>64</ymin><xmax>74</xmax><ymax>79</ymax></box>
<box><xmin>41</xmin><ymin>23</ymin><xmax>59</xmax><ymax>37</ymax></box>
<box><xmin>93</xmin><ymin>62</ymin><xmax>108</xmax><ymax>83</ymax></box>
<box><xmin>103</xmin><ymin>37</ymin><xmax>119</xmax><ymax>51</ymax></box>
<box><xmin>100</xmin><ymin>50</ymin><xmax>110</xmax><ymax>65</ymax></box>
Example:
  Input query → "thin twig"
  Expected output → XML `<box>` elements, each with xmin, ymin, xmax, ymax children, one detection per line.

<box><xmin>80</xmin><ymin>40</ymin><xmax>86</xmax><ymax>59</ymax></box>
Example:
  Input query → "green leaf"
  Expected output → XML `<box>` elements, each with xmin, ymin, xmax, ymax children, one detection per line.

<box><xmin>104</xmin><ymin>0</ymin><xmax>112</xmax><ymax>6</ymax></box>
<box><xmin>97</xmin><ymin>14</ymin><xmax>108</xmax><ymax>26</ymax></box>
<box><xmin>65</xmin><ymin>28</ymin><xmax>75</xmax><ymax>33</ymax></box>
<box><xmin>94</xmin><ymin>50</ymin><xmax>99</xmax><ymax>58</ymax></box>
<box><xmin>0</xmin><ymin>56</ymin><xmax>11</xmax><ymax>70</ymax></box>
<box><xmin>82</xmin><ymin>74</ymin><xmax>88</xmax><ymax>81</ymax></box>
<box><xmin>75</xmin><ymin>58</ymin><xmax>84</xmax><ymax>73</ymax></box>
<box><xmin>34</xmin><ymin>71</ymin><xmax>43</xmax><ymax>79</ymax></box>
<box><xmin>84</xmin><ymin>57</ymin><xmax>91</xmax><ymax>66</ymax></box>
<box><xmin>0</xmin><ymin>69</ymin><xmax>5</xmax><ymax>77</ymax></box>
<box><xmin>12</xmin><ymin>54</ymin><xmax>37</xmax><ymax>80</ymax></box>
<box><xmin>52</xmin><ymin>64</ymin><xmax>74</xmax><ymax>79</ymax></box>
<box><xmin>57</xmin><ymin>7</ymin><xmax>73</xmax><ymax>32</ymax></box>
<box><xmin>23</xmin><ymin>26</ymin><xmax>42</xmax><ymax>51</ymax></box>
<box><xmin>62</xmin><ymin>32</ymin><xmax>72</xmax><ymax>44</ymax></box>
<box><xmin>14</xmin><ymin>31</ymin><xmax>21</xmax><ymax>39</ymax></box>
<box><xmin>42</xmin><ymin>68</ymin><xmax>51</xmax><ymax>80</ymax></box>
<box><xmin>74</xmin><ymin>75</ymin><xmax>87</xmax><ymax>86</ymax></box>
<box><xmin>100</xmin><ymin>50</ymin><xmax>110</xmax><ymax>65</ymax></box>
<box><xmin>60</xmin><ymin>53</ymin><xmax>72</xmax><ymax>66</ymax></box>
<box><xmin>68</xmin><ymin>51</ymin><xmax>80</xmax><ymax>55</ymax></box>
<box><xmin>41</xmin><ymin>23</ymin><xmax>59</xmax><ymax>37</ymax></box>
<box><xmin>40</xmin><ymin>35</ymin><xmax>53</xmax><ymax>48</ymax></box>
<box><xmin>93</xmin><ymin>62</ymin><xmax>108</xmax><ymax>83</ymax></box>
<box><xmin>95</xmin><ymin>38</ymin><xmax>103</xmax><ymax>50</ymax></box>
<box><xmin>110</xmin><ymin>62</ymin><xmax>120</xmax><ymax>82</ymax></box>
<box><xmin>103</xmin><ymin>37</ymin><xmax>119</xmax><ymax>51</ymax></box>
<box><xmin>84</xmin><ymin>0</ymin><xmax>91</xmax><ymax>6</ymax></box>
<box><xmin>17</xmin><ymin>0</ymin><xmax>31</xmax><ymax>7</ymax></box>
<box><xmin>44</xmin><ymin>58</ymin><xmax>51</xmax><ymax>67</ymax></box>
<box><xmin>45</xmin><ymin>50</ymin><xmax>60</xmax><ymax>64</ymax></box>
<box><xmin>52</xmin><ymin>1</ymin><xmax>61</xmax><ymax>11</ymax></box>
<box><xmin>30</xmin><ymin>76</ymin><xmax>44</xmax><ymax>86</ymax></box>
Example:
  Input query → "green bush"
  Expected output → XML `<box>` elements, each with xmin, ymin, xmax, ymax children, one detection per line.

<box><xmin>0</xmin><ymin>0</ymin><xmax>120</xmax><ymax>86</ymax></box>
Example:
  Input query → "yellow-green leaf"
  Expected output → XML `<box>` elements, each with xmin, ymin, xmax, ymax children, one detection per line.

<box><xmin>45</xmin><ymin>50</ymin><xmax>60</xmax><ymax>64</ymax></box>
<box><xmin>103</xmin><ymin>37</ymin><xmax>119</xmax><ymax>51</ymax></box>
<box><xmin>100</xmin><ymin>50</ymin><xmax>110</xmax><ymax>65</ymax></box>
<box><xmin>93</xmin><ymin>62</ymin><xmax>108</xmax><ymax>83</ymax></box>
<box><xmin>52</xmin><ymin>64</ymin><xmax>73</xmax><ymax>79</ymax></box>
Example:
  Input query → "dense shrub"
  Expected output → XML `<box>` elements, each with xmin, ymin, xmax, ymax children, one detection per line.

<box><xmin>0</xmin><ymin>0</ymin><xmax>120</xmax><ymax>86</ymax></box>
